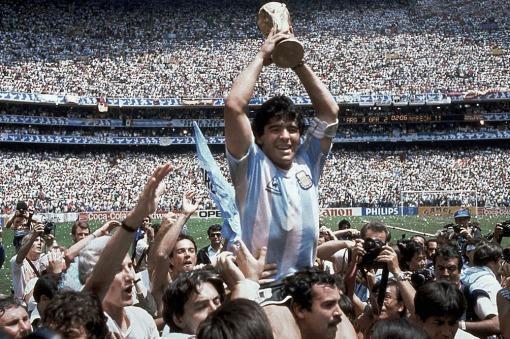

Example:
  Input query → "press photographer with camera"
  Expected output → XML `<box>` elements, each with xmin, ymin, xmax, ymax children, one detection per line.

<box><xmin>9</xmin><ymin>221</ymin><xmax>61</xmax><ymax>304</ymax></box>
<box><xmin>5</xmin><ymin>201</ymin><xmax>33</xmax><ymax>252</ymax></box>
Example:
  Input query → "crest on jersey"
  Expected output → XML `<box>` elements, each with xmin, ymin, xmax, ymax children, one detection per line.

<box><xmin>266</xmin><ymin>176</ymin><xmax>281</xmax><ymax>195</ymax></box>
<box><xmin>296</xmin><ymin>170</ymin><xmax>313</xmax><ymax>190</ymax></box>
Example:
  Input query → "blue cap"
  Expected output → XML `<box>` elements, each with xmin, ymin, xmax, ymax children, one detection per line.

<box><xmin>454</xmin><ymin>209</ymin><xmax>470</xmax><ymax>219</ymax></box>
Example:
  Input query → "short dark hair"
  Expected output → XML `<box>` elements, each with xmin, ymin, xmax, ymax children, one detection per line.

<box><xmin>252</xmin><ymin>96</ymin><xmax>304</xmax><ymax>138</ymax></box>
<box><xmin>171</xmin><ymin>234</ymin><xmax>197</xmax><ymax>256</ymax></box>
<box><xmin>0</xmin><ymin>296</ymin><xmax>23</xmax><ymax>318</ymax></box>
<box><xmin>338</xmin><ymin>219</ymin><xmax>351</xmax><ymax>230</ymax></box>
<box><xmin>473</xmin><ymin>242</ymin><xmax>502</xmax><ymax>267</ymax></box>
<box><xmin>284</xmin><ymin>267</ymin><xmax>341</xmax><ymax>311</ymax></box>
<box><xmin>33</xmin><ymin>273</ymin><xmax>61</xmax><ymax>303</ymax></box>
<box><xmin>426</xmin><ymin>238</ymin><xmax>438</xmax><ymax>246</ymax></box>
<box><xmin>207</xmin><ymin>224</ymin><xmax>222</xmax><ymax>237</ymax></box>
<box><xmin>197</xmin><ymin>299</ymin><xmax>273</xmax><ymax>339</ymax></box>
<box><xmin>414</xmin><ymin>281</ymin><xmax>465</xmax><ymax>322</ymax></box>
<box><xmin>41</xmin><ymin>290</ymin><xmax>109</xmax><ymax>339</ymax></box>
<box><xmin>360</xmin><ymin>221</ymin><xmax>391</xmax><ymax>242</ymax></box>
<box><xmin>397</xmin><ymin>240</ymin><xmax>425</xmax><ymax>271</ymax></box>
<box><xmin>433</xmin><ymin>245</ymin><xmax>462</xmax><ymax>270</ymax></box>
<box><xmin>371</xmin><ymin>318</ymin><xmax>429</xmax><ymax>339</ymax></box>
<box><xmin>71</xmin><ymin>220</ymin><xmax>90</xmax><ymax>236</ymax></box>
<box><xmin>162</xmin><ymin>269</ymin><xmax>226</xmax><ymax>332</ymax></box>
<box><xmin>410</xmin><ymin>235</ymin><xmax>426</xmax><ymax>244</ymax></box>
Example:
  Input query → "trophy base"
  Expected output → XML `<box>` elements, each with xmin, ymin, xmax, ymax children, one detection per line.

<box><xmin>272</xmin><ymin>38</ymin><xmax>304</xmax><ymax>68</ymax></box>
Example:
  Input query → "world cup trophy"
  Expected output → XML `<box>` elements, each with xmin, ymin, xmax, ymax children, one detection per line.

<box><xmin>257</xmin><ymin>2</ymin><xmax>304</xmax><ymax>68</ymax></box>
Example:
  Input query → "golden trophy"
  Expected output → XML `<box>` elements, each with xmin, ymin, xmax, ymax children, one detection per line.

<box><xmin>257</xmin><ymin>2</ymin><xmax>304</xmax><ymax>68</ymax></box>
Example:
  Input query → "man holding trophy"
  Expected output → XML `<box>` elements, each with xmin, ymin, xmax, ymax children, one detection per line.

<box><xmin>224</xmin><ymin>3</ymin><xmax>354</xmax><ymax>338</ymax></box>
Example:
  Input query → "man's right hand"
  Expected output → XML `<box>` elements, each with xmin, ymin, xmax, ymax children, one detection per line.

<box><xmin>258</xmin><ymin>30</ymin><xmax>292</xmax><ymax>66</ymax></box>
<box><xmin>351</xmin><ymin>238</ymin><xmax>366</xmax><ymax>264</ymax></box>
<box><xmin>32</xmin><ymin>222</ymin><xmax>45</xmax><ymax>236</ymax></box>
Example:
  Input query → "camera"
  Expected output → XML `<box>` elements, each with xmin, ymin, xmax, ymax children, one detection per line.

<box><xmin>359</xmin><ymin>238</ymin><xmax>385</xmax><ymax>270</ymax></box>
<box><xmin>43</xmin><ymin>221</ymin><xmax>55</xmax><ymax>235</ymax></box>
<box><xmin>499</xmin><ymin>221</ymin><xmax>510</xmax><ymax>237</ymax></box>
<box><xmin>503</xmin><ymin>248</ymin><xmax>510</xmax><ymax>262</ymax></box>
<box><xmin>410</xmin><ymin>268</ymin><xmax>435</xmax><ymax>288</ymax></box>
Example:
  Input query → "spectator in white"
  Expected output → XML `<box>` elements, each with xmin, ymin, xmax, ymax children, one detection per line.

<box><xmin>78</xmin><ymin>163</ymin><xmax>172</xmax><ymax>338</ymax></box>
<box><xmin>0</xmin><ymin>296</ymin><xmax>31</xmax><ymax>338</ymax></box>
<box><xmin>196</xmin><ymin>224</ymin><xmax>223</xmax><ymax>265</ymax></box>
<box><xmin>461</xmin><ymin>242</ymin><xmax>502</xmax><ymax>337</ymax></box>
<box><xmin>10</xmin><ymin>223</ymin><xmax>48</xmax><ymax>303</ymax></box>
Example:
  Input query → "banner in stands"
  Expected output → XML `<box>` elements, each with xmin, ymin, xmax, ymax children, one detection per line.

<box><xmin>320</xmin><ymin>208</ymin><xmax>362</xmax><ymax>217</ymax></box>
<box><xmin>362</xmin><ymin>207</ymin><xmax>417</xmax><ymax>216</ymax></box>
<box><xmin>78</xmin><ymin>210</ymin><xmax>224</xmax><ymax>222</ymax></box>
<box><xmin>477</xmin><ymin>207</ymin><xmax>510</xmax><ymax>217</ymax></box>
<box><xmin>418</xmin><ymin>206</ymin><xmax>477</xmax><ymax>217</ymax></box>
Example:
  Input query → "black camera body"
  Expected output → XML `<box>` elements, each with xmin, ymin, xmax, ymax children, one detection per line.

<box><xmin>43</xmin><ymin>221</ymin><xmax>55</xmax><ymax>235</ymax></box>
<box><xmin>500</xmin><ymin>221</ymin><xmax>510</xmax><ymax>237</ymax></box>
<box><xmin>410</xmin><ymin>268</ymin><xmax>435</xmax><ymax>288</ymax></box>
<box><xmin>360</xmin><ymin>238</ymin><xmax>385</xmax><ymax>270</ymax></box>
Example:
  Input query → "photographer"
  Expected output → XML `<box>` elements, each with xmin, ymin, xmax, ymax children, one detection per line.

<box><xmin>10</xmin><ymin>223</ymin><xmax>49</xmax><ymax>303</ymax></box>
<box><xmin>5</xmin><ymin>201</ymin><xmax>33</xmax><ymax>252</ymax></box>
<box><xmin>317</xmin><ymin>221</ymin><xmax>390</xmax><ymax>302</ymax></box>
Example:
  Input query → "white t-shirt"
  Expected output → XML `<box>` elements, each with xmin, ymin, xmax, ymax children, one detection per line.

<box><xmin>106</xmin><ymin>306</ymin><xmax>159</xmax><ymax>339</ymax></box>
<box><xmin>10</xmin><ymin>254</ymin><xmax>48</xmax><ymax>302</ymax></box>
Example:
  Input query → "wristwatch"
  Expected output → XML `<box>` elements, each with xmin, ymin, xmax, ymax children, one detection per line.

<box><xmin>395</xmin><ymin>271</ymin><xmax>407</xmax><ymax>282</ymax></box>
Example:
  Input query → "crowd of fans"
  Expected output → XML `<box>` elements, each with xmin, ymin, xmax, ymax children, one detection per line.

<box><xmin>1</xmin><ymin>184</ymin><xmax>509</xmax><ymax>339</ymax></box>
<box><xmin>0</xmin><ymin>146</ymin><xmax>509</xmax><ymax>214</ymax></box>
<box><xmin>1</xmin><ymin>0</ymin><xmax>508</xmax><ymax>98</ymax></box>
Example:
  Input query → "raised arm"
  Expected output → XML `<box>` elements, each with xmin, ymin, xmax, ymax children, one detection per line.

<box><xmin>15</xmin><ymin>223</ymin><xmax>44</xmax><ymax>264</ymax></box>
<box><xmin>84</xmin><ymin>163</ymin><xmax>171</xmax><ymax>297</ymax></box>
<box><xmin>64</xmin><ymin>220</ymin><xmax>120</xmax><ymax>264</ymax></box>
<box><xmin>293</xmin><ymin>63</ymin><xmax>339</xmax><ymax>152</ymax></box>
<box><xmin>149</xmin><ymin>191</ymin><xmax>199</xmax><ymax>314</ymax></box>
<box><xmin>224</xmin><ymin>31</ymin><xmax>288</xmax><ymax>158</ymax></box>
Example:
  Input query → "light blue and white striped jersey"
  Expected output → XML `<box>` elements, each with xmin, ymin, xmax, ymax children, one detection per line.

<box><xmin>227</xmin><ymin>133</ymin><xmax>328</xmax><ymax>280</ymax></box>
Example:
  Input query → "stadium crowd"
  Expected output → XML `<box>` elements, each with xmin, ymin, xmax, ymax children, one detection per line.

<box><xmin>1</xmin><ymin>0</ymin><xmax>508</xmax><ymax>98</ymax></box>
<box><xmin>1</xmin><ymin>146</ymin><xmax>509</xmax><ymax>215</ymax></box>
<box><xmin>1</xmin><ymin>175</ymin><xmax>510</xmax><ymax>339</ymax></box>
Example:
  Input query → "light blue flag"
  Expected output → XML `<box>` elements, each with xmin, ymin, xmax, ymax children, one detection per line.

<box><xmin>193</xmin><ymin>122</ymin><xmax>241</xmax><ymax>246</ymax></box>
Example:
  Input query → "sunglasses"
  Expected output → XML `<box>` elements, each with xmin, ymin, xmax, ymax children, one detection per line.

<box><xmin>210</xmin><ymin>233</ymin><xmax>222</xmax><ymax>238</ymax></box>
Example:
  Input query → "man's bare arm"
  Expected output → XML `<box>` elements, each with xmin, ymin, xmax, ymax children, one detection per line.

<box><xmin>64</xmin><ymin>220</ymin><xmax>120</xmax><ymax>263</ymax></box>
<box><xmin>224</xmin><ymin>32</ymin><xmax>288</xmax><ymax>158</ymax></box>
<box><xmin>84</xmin><ymin>164</ymin><xmax>172</xmax><ymax>298</ymax></box>
<box><xmin>293</xmin><ymin>64</ymin><xmax>339</xmax><ymax>152</ymax></box>
<box><xmin>15</xmin><ymin>223</ymin><xmax>44</xmax><ymax>264</ymax></box>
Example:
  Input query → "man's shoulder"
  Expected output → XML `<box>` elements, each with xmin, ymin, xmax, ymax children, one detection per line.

<box><xmin>198</xmin><ymin>245</ymin><xmax>209</xmax><ymax>253</ymax></box>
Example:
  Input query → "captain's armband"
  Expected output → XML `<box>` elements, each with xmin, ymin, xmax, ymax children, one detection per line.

<box><xmin>308</xmin><ymin>117</ymin><xmax>338</xmax><ymax>139</ymax></box>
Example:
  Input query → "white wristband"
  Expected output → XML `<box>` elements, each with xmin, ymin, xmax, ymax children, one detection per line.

<box><xmin>459</xmin><ymin>320</ymin><xmax>466</xmax><ymax>331</ymax></box>
<box><xmin>308</xmin><ymin>117</ymin><xmax>338</xmax><ymax>139</ymax></box>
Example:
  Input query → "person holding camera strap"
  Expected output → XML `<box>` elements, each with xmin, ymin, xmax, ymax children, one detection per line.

<box><xmin>10</xmin><ymin>223</ymin><xmax>48</xmax><ymax>303</ymax></box>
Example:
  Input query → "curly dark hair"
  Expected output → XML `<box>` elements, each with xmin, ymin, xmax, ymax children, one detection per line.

<box><xmin>42</xmin><ymin>290</ymin><xmax>109</xmax><ymax>339</ymax></box>
<box><xmin>252</xmin><ymin>96</ymin><xmax>304</xmax><ymax>138</ymax></box>
<box><xmin>284</xmin><ymin>267</ymin><xmax>342</xmax><ymax>311</ymax></box>
<box><xmin>162</xmin><ymin>269</ymin><xmax>226</xmax><ymax>332</ymax></box>
<box><xmin>197</xmin><ymin>299</ymin><xmax>273</xmax><ymax>339</ymax></box>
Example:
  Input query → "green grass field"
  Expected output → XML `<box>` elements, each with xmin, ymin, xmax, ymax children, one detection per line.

<box><xmin>1</xmin><ymin>215</ymin><xmax>509</xmax><ymax>295</ymax></box>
